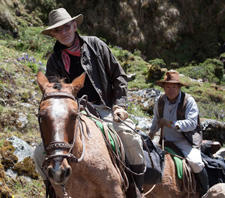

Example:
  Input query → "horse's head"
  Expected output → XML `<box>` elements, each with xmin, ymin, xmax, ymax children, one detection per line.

<box><xmin>37</xmin><ymin>71</ymin><xmax>85</xmax><ymax>185</ymax></box>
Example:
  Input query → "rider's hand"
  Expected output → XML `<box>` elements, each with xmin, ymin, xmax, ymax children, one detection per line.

<box><xmin>113</xmin><ymin>105</ymin><xmax>128</xmax><ymax>122</ymax></box>
<box><xmin>157</xmin><ymin>118</ymin><xmax>173</xmax><ymax>128</ymax></box>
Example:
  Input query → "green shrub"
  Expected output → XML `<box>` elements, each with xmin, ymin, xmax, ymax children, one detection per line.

<box><xmin>111</xmin><ymin>46</ymin><xmax>132</xmax><ymax>62</ymax></box>
<box><xmin>219</xmin><ymin>52</ymin><xmax>225</xmax><ymax>59</ymax></box>
<box><xmin>149</xmin><ymin>58</ymin><xmax>166</xmax><ymax>68</ymax></box>
<box><xmin>133</xmin><ymin>49</ymin><xmax>142</xmax><ymax>56</ymax></box>
<box><xmin>178</xmin><ymin>58</ymin><xmax>224</xmax><ymax>84</ymax></box>
<box><xmin>170</xmin><ymin>62</ymin><xmax>179</xmax><ymax>69</ymax></box>
<box><xmin>146</xmin><ymin>64</ymin><xmax>164</xmax><ymax>81</ymax></box>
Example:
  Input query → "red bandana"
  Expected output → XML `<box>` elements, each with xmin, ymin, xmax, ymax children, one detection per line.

<box><xmin>61</xmin><ymin>34</ymin><xmax>81</xmax><ymax>73</ymax></box>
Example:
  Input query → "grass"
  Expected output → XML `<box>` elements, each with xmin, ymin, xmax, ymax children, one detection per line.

<box><xmin>179</xmin><ymin>77</ymin><xmax>225</xmax><ymax>121</ymax></box>
<box><xmin>177</xmin><ymin>58</ymin><xmax>224</xmax><ymax>84</ymax></box>
<box><xmin>5</xmin><ymin>176</ymin><xmax>45</xmax><ymax>198</ymax></box>
<box><xmin>111</xmin><ymin>45</ymin><xmax>151</xmax><ymax>89</ymax></box>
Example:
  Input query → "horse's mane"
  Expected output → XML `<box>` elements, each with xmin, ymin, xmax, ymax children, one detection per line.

<box><xmin>48</xmin><ymin>76</ymin><xmax>66</xmax><ymax>91</ymax></box>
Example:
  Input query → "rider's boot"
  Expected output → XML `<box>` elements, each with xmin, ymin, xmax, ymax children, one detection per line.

<box><xmin>130</xmin><ymin>164</ymin><xmax>146</xmax><ymax>198</ymax></box>
<box><xmin>195</xmin><ymin>168</ymin><xmax>210</xmax><ymax>196</ymax></box>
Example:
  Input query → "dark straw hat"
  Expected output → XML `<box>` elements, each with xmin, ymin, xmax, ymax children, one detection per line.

<box><xmin>41</xmin><ymin>8</ymin><xmax>83</xmax><ymax>37</ymax></box>
<box><xmin>156</xmin><ymin>70</ymin><xmax>186</xmax><ymax>87</ymax></box>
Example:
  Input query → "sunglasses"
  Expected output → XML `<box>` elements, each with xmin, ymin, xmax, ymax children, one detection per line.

<box><xmin>51</xmin><ymin>22</ymin><xmax>73</xmax><ymax>34</ymax></box>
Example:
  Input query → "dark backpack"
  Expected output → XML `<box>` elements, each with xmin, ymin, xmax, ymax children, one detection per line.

<box><xmin>137</xmin><ymin>130</ymin><xmax>165</xmax><ymax>184</ymax></box>
<box><xmin>201</xmin><ymin>142</ymin><xmax>225</xmax><ymax>187</ymax></box>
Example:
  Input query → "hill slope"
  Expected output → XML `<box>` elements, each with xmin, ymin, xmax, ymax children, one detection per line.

<box><xmin>1</xmin><ymin>0</ymin><xmax>225</xmax><ymax>65</ymax></box>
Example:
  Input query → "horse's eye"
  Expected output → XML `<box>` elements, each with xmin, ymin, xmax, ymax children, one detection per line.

<box><xmin>70</xmin><ymin>110</ymin><xmax>77</xmax><ymax>121</ymax></box>
<box><xmin>39</xmin><ymin>116</ymin><xmax>44</xmax><ymax>123</ymax></box>
<box><xmin>38</xmin><ymin>110</ymin><xmax>47</xmax><ymax>122</ymax></box>
<box><xmin>72</xmin><ymin>114</ymin><xmax>77</xmax><ymax>120</ymax></box>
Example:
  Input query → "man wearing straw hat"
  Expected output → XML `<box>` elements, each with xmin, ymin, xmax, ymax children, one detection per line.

<box><xmin>149</xmin><ymin>70</ymin><xmax>209</xmax><ymax>196</ymax></box>
<box><xmin>34</xmin><ymin>8</ymin><xmax>145</xmax><ymax>197</ymax></box>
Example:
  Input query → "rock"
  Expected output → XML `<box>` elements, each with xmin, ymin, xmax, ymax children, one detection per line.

<box><xmin>127</xmin><ymin>73</ymin><xmax>136</xmax><ymax>81</ymax></box>
<box><xmin>5</xmin><ymin>169</ymin><xmax>17</xmax><ymax>179</ymax></box>
<box><xmin>128</xmin><ymin>88</ymin><xmax>161</xmax><ymax>115</ymax></box>
<box><xmin>141</xmin><ymin>98</ymin><xmax>155</xmax><ymax>113</ymax></box>
<box><xmin>7</xmin><ymin>136</ymin><xmax>33</xmax><ymax>162</ymax></box>
<box><xmin>201</xmin><ymin>119</ymin><xmax>225</xmax><ymax>145</ymax></box>
<box><xmin>20</xmin><ymin>103</ymin><xmax>33</xmax><ymax>108</ymax></box>
<box><xmin>131</xmin><ymin>115</ymin><xmax>152</xmax><ymax>131</ymax></box>
<box><xmin>128</xmin><ymin>88</ymin><xmax>161</xmax><ymax>103</ymax></box>
<box><xmin>15</xmin><ymin>112</ymin><xmax>28</xmax><ymax>129</ymax></box>
<box><xmin>214</xmin><ymin>148</ymin><xmax>225</xmax><ymax>159</ymax></box>
<box><xmin>202</xmin><ymin>183</ymin><xmax>225</xmax><ymax>198</ymax></box>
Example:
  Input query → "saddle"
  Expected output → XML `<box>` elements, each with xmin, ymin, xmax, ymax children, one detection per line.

<box><xmin>163</xmin><ymin>140</ymin><xmax>224</xmax><ymax>189</ymax></box>
<box><xmin>164</xmin><ymin>141</ymin><xmax>185</xmax><ymax>179</ymax></box>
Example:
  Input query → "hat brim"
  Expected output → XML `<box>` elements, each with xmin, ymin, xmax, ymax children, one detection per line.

<box><xmin>156</xmin><ymin>80</ymin><xmax>186</xmax><ymax>87</ymax></box>
<box><xmin>41</xmin><ymin>14</ymin><xmax>83</xmax><ymax>37</ymax></box>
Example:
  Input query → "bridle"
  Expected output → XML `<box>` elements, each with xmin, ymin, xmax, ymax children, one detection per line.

<box><xmin>38</xmin><ymin>92</ymin><xmax>91</xmax><ymax>198</ymax></box>
<box><xmin>38</xmin><ymin>92</ymin><xmax>86</xmax><ymax>169</ymax></box>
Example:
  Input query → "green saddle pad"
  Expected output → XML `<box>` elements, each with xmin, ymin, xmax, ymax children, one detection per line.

<box><xmin>91</xmin><ymin>117</ymin><xmax>117</xmax><ymax>152</ymax></box>
<box><xmin>165</xmin><ymin>147</ymin><xmax>183</xmax><ymax>179</ymax></box>
<box><xmin>81</xmin><ymin>111</ymin><xmax>118</xmax><ymax>153</ymax></box>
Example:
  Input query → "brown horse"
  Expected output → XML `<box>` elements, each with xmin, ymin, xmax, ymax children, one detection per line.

<box><xmin>37</xmin><ymin>70</ymin><xmax>201</xmax><ymax>198</ymax></box>
<box><xmin>37</xmin><ymin>71</ymin><xmax>125</xmax><ymax>198</ymax></box>
<box><xmin>144</xmin><ymin>152</ymin><xmax>200</xmax><ymax>198</ymax></box>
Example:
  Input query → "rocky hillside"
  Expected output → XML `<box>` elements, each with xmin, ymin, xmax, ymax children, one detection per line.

<box><xmin>0</xmin><ymin>46</ymin><xmax>44</xmax><ymax>197</ymax></box>
<box><xmin>1</xmin><ymin>0</ymin><xmax>225</xmax><ymax>65</ymax></box>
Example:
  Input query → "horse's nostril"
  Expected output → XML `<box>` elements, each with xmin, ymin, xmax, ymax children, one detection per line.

<box><xmin>65</xmin><ymin>166</ymin><xmax>72</xmax><ymax>178</ymax></box>
<box><xmin>47</xmin><ymin>167</ymin><xmax>54</xmax><ymax>179</ymax></box>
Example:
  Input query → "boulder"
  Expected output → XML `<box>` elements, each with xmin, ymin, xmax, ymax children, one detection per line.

<box><xmin>202</xmin><ymin>183</ymin><xmax>225</xmax><ymax>198</ymax></box>
<box><xmin>127</xmin><ymin>73</ymin><xmax>136</xmax><ymax>81</ymax></box>
<box><xmin>214</xmin><ymin>148</ymin><xmax>225</xmax><ymax>159</ymax></box>
<box><xmin>7</xmin><ymin>135</ymin><xmax>33</xmax><ymax>162</ymax></box>
<box><xmin>201</xmin><ymin>119</ymin><xmax>225</xmax><ymax>145</ymax></box>
<box><xmin>128</xmin><ymin>88</ymin><xmax>161</xmax><ymax>114</ymax></box>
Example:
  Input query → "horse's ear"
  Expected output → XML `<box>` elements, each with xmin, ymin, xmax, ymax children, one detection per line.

<box><xmin>71</xmin><ymin>72</ymin><xmax>86</xmax><ymax>95</ymax></box>
<box><xmin>37</xmin><ymin>70</ymin><xmax>49</xmax><ymax>94</ymax></box>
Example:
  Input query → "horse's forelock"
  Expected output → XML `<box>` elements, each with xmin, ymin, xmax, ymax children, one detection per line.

<box><xmin>53</xmin><ymin>82</ymin><xmax>62</xmax><ymax>90</ymax></box>
<box><xmin>48</xmin><ymin>76</ymin><xmax>66</xmax><ymax>91</ymax></box>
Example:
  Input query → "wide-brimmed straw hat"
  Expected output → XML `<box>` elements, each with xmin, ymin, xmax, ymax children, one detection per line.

<box><xmin>156</xmin><ymin>70</ymin><xmax>186</xmax><ymax>87</ymax></box>
<box><xmin>41</xmin><ymin>8</ymin><xmax>83</xmax><ymax>37</ymax></box>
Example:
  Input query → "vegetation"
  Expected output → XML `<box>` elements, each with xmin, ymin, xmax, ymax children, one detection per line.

<box><xmin>1</xmin><ymin>25</ymin><xmax>225</xmax><ymax>122</ymax></box>
<box><xmin>178</xmin><ymin>59</ymin><xmax>224</xmax><ymax>84</ymax></box>
<box><xmin>110</xmin><ymin>45</ymin><xmax>225</xmax><ymax>121</ymax></box>
<box><xmin>0</xmin><ymin>0</ymin><xmax>224</xmax><ymax>197</ymax></box>
<box><xmin>0</xmin><ymin>17</ymin><xmax>224</xmax><ymax>198</ymax></box>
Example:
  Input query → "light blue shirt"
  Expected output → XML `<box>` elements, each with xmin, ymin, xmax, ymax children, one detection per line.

<box><xmin>150</xmin><ymin>91</ymin><xmax>199</xmax><ymax>142</ymax></box>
